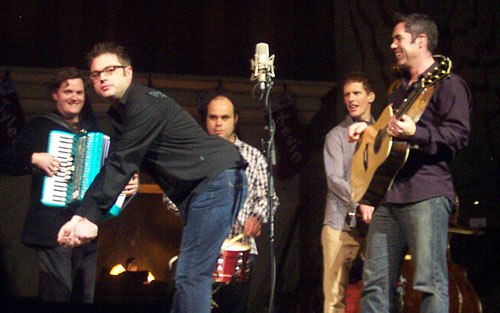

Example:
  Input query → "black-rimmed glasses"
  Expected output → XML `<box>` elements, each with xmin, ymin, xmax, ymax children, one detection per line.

<box><xmin>89</xmin><ymin>65</ymin><xmax>127</xmax><ymax>81</ymax></box>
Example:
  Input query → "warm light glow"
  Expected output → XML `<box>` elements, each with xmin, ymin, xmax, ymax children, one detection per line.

<box><xmin>147</xmin><ymin>272</ymin><xmax>155</xmax><ymax>283</ymax></box>
<box><xmin>473</xmin><ymin>201</ymin><xmax>479</xmax><ymax>205</ymax></box>
<box><xmin>109</xmin><ymin>262</ymin><xmax>155</xmax><ymax>283</ymax></box>
<box><xmin>404</xmin><ymin>254</ymin><xmax>412</xmax><ymax>260</ymax></box>
<box><xmin>109</xmin><ymin>264</ymin><xmax>126</xmax><ymax>276</ymax></box>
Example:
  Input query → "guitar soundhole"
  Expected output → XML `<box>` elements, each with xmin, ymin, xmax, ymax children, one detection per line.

<box><xmin>374</xmin><ymin>130</ymin><xmax>384</xmax><ymax>153</ymax></box>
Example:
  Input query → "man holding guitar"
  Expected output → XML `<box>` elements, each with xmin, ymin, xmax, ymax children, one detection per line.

<box><xmin>322</xmin><ymin>73</ymin><xmax>376</xmax><ymax>313</ymax></box>
<box><xmin>348</xmin><ymin>13</ymin><xmax>472</xmax><ymax>313</ymax></box>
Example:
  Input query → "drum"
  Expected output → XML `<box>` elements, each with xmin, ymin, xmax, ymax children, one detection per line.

<box><xmin>213</xmin><ymin>240</ymin><xmax>250</xmax><ymax>284</ymax></box>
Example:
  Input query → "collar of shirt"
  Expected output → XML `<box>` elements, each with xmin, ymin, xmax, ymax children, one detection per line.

<box><xmin>402</xmin><ymin>61</ymin><xmax>439</xmax><ymax>90</ymax></box>
<box><xmin>344</xmin><ymin>113</ymin><xmax>375</xmax><ymax>126</ymax></box>
<box><xmin>233</xmin><ymin>135</ymin><xmax>243</xmax><ymax>147</ymax></box>
<box><xmin>108</xmin><ymin>81</ymin><xmax>139</xmax><ymax>124</ymax></box>
<box><xmin>119</xmin><ymin>81</ymin><xmax>138</xmax><ymax>107</ymax></box>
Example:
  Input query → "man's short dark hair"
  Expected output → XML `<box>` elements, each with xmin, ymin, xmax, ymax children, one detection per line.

<box><xmin>51</xmin><ymin>67</ymin><xmax>84</xmax><ymax>92</ymax></box>
<box><xmin>343</xmin><ymin>72</ymin><xmax>376</xmax><ymax>94</ymax></box>
<box><xmin>87</xmin><ymin>42</ymin><xmax>132</xmax><ymax>67</ymax></box>
<box><xmin>394</xmin><ymin>13</ymin><xmax>438</xmax><ymax>53</ymax></box>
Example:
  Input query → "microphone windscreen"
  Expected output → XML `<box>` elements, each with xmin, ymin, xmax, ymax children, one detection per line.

<box><xmin>256</xmin><ymin>43</ymin><xmax>269</xmax><ymax>58</ymax></box>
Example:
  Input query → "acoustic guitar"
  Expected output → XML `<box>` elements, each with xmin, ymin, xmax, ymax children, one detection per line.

<box><xmin>351</xmin><ymin>56</ymin><xmax>452</xmax><ymax>206</ymax></box>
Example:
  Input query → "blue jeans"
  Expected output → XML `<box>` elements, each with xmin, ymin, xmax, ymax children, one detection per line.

<box><xmin>170</xmin><ymin>168</ymin><xmax>247</xmax><ymax>313</ymax></box>
<box><xmin>360</xmin><ymin>197</ymin><xmax>451</xmax><ymax>313</ymax></box>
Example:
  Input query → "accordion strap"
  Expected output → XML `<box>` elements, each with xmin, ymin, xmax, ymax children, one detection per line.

<box><xmin>40</xmin><ymin>113</ymin><xmax>78</xmax><ymax>133</ymax></box>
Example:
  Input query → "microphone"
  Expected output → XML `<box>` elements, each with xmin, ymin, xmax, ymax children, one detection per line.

<box><xmin>251</xmin><ymin>42</ymin><xmax>275</xmax><ymax>90</ymax></box>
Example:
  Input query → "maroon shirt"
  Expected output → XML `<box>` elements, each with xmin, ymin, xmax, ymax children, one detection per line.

<box><xmin>384</xmin><ymin>63</ymin><xmax>472</xmax><ymax>205</ymax></box>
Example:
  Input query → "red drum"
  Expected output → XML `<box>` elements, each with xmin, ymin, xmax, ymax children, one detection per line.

<box><xmin>213</xmin><ymin>241</ymin><xmax>250</xmax><ymax>284</ymax></box>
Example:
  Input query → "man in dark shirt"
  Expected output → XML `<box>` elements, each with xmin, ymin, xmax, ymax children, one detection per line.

<box><xmin>348</xmin><ymin>13</ymin><xmax>472</xmax><ymax>313</ymax></box>
<box><xmin>0</xmin><ymin>67</ymin><xmax>138</xmax><ymax>303</ymax></box>
<box><xmin>57</xmin><ymin>42</ymin><xmax>247</xmax><ymax>313</ymax></box>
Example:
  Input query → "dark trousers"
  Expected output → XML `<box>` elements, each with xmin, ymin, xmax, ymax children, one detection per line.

<box><xmin>36</xmin><ymin>243</ymin><xmax>97</xmax><ymax>303</ymax></box>
<box><xmin>212</xmin><ymin>256</ymin><xmax>254</xmax><ymax>313</ymax></box>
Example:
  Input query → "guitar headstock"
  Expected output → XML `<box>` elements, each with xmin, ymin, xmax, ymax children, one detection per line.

<box><xmin>420</xmin><ymin>55</ymin><xmax>452</xmax><ymax>88</ymax></box>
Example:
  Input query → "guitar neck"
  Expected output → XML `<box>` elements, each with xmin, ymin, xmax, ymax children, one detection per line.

<box><xmin>394</xmin><ymin>55</ymin><xmax>452</xmax><ymax>122</ymax></box>
<box><xmin>396</xmin><ymin>84</ymin><xmax>425</xmax><ymax>118</ymax></box>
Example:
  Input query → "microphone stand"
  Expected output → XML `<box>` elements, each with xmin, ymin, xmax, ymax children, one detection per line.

<box><xmin>259</xmin><ymin>76</ymin><xmax>277</xmax><ymax>313</ymax></box>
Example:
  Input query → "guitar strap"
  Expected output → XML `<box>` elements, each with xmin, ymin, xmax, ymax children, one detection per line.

<box><xmin>40</xmin><ymin>112</ymin><xmax>91</xmax><ymax>135</ymax></box>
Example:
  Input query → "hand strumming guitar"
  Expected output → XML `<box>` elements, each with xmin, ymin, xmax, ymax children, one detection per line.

<box><xmin>387</xmin><ymin>114</ymin><xmax>416</xmax><ymax>139</ymax></box>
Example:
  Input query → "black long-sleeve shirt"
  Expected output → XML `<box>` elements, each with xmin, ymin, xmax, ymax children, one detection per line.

<box><xmin>385</xmin><ymin>63</ymin><xmax>472</xmax><ymax>205</ymax></box>
<box><xmin>0</xmin><ymin>113</ymin><xmax>99</xmax><ymax>247</ymax></box>
<box><xmin>77</xmin><ymin>82</ymin><xmax>244</xmax><ymax>223</ymax></box>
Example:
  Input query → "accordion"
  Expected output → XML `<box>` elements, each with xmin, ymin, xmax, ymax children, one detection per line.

<box><xmin>41</xmin><ymin>130</ymin><xmax>125</xmax><ymax>219</ymax></box>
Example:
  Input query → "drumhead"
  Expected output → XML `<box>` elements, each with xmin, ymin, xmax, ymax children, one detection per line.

<box><xmin>220</xmin><ymin>240</ymin><xmax>250</xmax><ymax>251</ymax></box>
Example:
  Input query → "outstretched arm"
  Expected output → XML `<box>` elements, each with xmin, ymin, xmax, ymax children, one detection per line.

<box><xmin>58</xmin><ymin>173</ymin><xmax>139</xmax><ymax>247</ymax></box>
